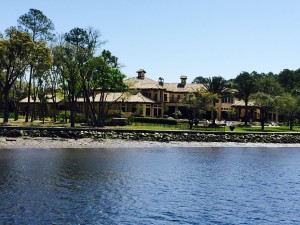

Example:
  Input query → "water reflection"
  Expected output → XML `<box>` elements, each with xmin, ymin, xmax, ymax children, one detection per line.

<box><xmin>0</xmin><ymin>147</ymin><xmax>300</xmax><ymax>224</ymax></box>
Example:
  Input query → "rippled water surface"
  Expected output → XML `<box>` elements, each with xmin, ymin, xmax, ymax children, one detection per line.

<box><xmin>1</xmin><ymin>147</ymin><xmax>300</xmax><ymax>224</ymax></box>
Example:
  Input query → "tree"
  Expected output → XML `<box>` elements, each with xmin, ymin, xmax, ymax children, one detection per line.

<box><xmin>18</xmin><ymin>8</ymin><xmax>55</xmax><ymax>122</ymax></box>
<box><xmin>203</xmin><ymin>76</ymin><xmax>228</xmax><ymax>124</ymax></box>
<box><xmin>234</xmin><ymin>72</ymin><xmax>257</xmax><ymax>126</ymax></box>
<box><xmin>254</xmin><ymin>73</ymin><xmax>284</xmax><ymax>126</ymax></box>
<box><xmin>53</xmin><ymin>27</ymin><xmax>104</xmax><ymax>127</ymax></box>
<box><xmin>18</xmin><ymin>8</ymin><xmax>55</xmax><ymax>41</ymax></box>
<box><xmin>256</xmin><ymin>73</ymin><xmax>284</xmax><ymax>96</ymax></box>
<box><xmin>278</xmin><ymin>69</ymin><xmax>300</xmax><ymax>94</ymax></box>
<box><xmin>251</xmin><ymin>92</ymin><xmax>277</xmax><ymax>130</ymax></box>
<box><xmin>0</xmin><ymin>28</ymin><xmax>34</xmax><ymax>122</ymax></box>
<box><xmin>181</xmin><ymin>91</ymin><xmax>216</xmax><ymax>128</ymax></box>
<box><xmin>277</xmin><ymin>93</ymin><xmax>300</xmax><ymax>130</ymax></box>
<box><xmin>11</xmin><ymin>75</ymin><xmax>27</xmax><ymax>121</ymax></box>
<box><xmin>48</xmin><ymin>45</ymin><xmax>63</xmax><ymax>122</ymax></box>
<box><xmin>30</xmin><ymin>41</ymin><xmax>52</xmax><ymax>121</ymax></box>
<box><xmin>36</xmin><ymin>73</ymin><xmax>50</xmax><ymax>123</ymax></box>
<box><xmin>60</xmin><ymin>42</ymin><xmax>81</xmax><ymax>127</ymax></box>
<box><xmin>192</xmin><ymin>76</ymin><xmax>207</xmax><ymax>84</ymax></box>
<box><xmin>62</xmin><ymin>27</ymin><xmax>101</xmax><ymax>127</ymax></box>
<box><xmin>85</xmin><ymin>53</ymin><xmax>127</xmax><ymax>127</ymax></box>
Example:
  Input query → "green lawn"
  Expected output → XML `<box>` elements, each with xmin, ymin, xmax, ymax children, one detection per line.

<box><xmin>234</xmin><ymin>125</ymin><xmax>300</xmax><ymax>132</ymax></box>
<box><xmin>124</xmin><ymin>123</ymin><xmax>300</xmax><ymax>132</ymax></box>
<box><xmin>1</xmin><ymin>118</ymin><xmax>300</xmax><ymax>132</ymax></box>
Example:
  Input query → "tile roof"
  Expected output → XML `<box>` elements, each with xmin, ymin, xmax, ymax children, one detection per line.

<box><xmin>125</xmin><ymin>77</ymin><xmax>166</xmax><ymax>90</ymax></box>
<box><xmin>20</xmin><ymin>95</ymin><xmax>63</xmax><ymax>103</ymax></box>
<box><xmin>125</xmin><ymin>77</ymin><xmax>205</xmax><ymax>92</ymax></box>
<box><xmin>164</xmin><ymin>83</ymin><xmax>205</xmax><ymax>93</ymax></box>
<box><xmin>77</xmin><ymin>92</ymin><xmax>155</xmax><ymax>103</ymax></box>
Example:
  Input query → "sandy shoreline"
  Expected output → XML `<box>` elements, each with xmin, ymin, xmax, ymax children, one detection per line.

<box><xmin>1</xmin><ymin>137</ymin><xmax>300</xmax><ymax>148</ymax></box>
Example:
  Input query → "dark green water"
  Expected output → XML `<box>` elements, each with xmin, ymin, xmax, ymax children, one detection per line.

<box><xmin>1</xmin><ymin>147</ymin><xmax>300</xmax><ymax>224</ymax></box>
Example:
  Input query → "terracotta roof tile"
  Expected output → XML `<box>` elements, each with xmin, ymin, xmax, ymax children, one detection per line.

<box><xmin>125</xmin><ymin>77</ymin><xmax>166</xmax><ymax>90</ymax></box>
<box><xmin>77</xmin><ymin>92</ymin><xmax>155</xmax><ymax>103</ymax></box>
<box><xmin>20</xmin><ymin>95</ymin><xmax>63</xmax><ymax>103</ymax></box>
<box><xmin>164</xmin><ymin>83</ymin><xmax>205</xmax><ymax>93</ymax></box>
<box><xmin>126</xmin><ymin>77</ymin><xmax>205</xmax><ymax>92</ymax></box>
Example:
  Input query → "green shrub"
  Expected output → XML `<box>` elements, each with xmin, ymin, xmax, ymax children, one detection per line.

<box><xmin>134</xmin><ymin>117</ymin><xmax>178</xmax><ymax>125</ymax></box>
<box><xmin>57</xmin><ymin>111</ymin><xmax>70</xmax><ymax>122</ymax></box>
<box><xmin>110</xmin><ymin>110</ymin><xmax>124</xmax><ymax>118</ymax></box>
<box><xmin>126</xmin><ymin>116</ymin><xmax>134</xmax><ymax>125</ymax></box>
<box><xmin>9</xmin><ymin>113</ymin><xmax>15</xmax><ymax>118</ymax></box>
<box><xmin>18</xmin><ymin>114</ymin><xmax>25</xmax><ymax>119</ymax></box>
<box><xmin>74</xmin><ymin>114</ymin><xmax>86</xmax><ymax>123</ymax></box>
<box><xmin>133</xmin><ymin>106</ymin><xmax>143</xmax><ymax>117</ymax></box>
<box><xmin>44</xmin><ymin>117</ymin><xmax>52</xmax><ymax>122</ymax></box>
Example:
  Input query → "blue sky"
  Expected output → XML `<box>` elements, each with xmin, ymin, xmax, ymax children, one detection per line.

<box><xmin>1</xmin><ymin>0</ymin><xmax>300</xmax><ymax>82</ymax></box>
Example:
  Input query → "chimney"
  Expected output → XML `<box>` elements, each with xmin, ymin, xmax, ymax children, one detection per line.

<box><xmin>137</xmin><ymin>69</ymin><xmax>146</xmax><ymax>79</ymax></box>
<box><xmin>158</xmin><ymin>77</ymin><xmax>164</xmax><ymax>86</ymax></box>
<box><xmin>179</xmin><ymin>75</ymin><xmax>187</xmax><ymax>87</ymax></box>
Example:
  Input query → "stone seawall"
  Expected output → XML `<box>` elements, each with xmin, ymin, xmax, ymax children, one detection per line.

<box><xmin>1</xmin><ymin>127</ymin><xmax>300</xmax><ymax>143</ymax></box>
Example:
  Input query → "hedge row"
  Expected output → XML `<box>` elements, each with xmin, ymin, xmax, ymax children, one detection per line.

<box><xmin>133</xmin><ymin>117</ymin><xmax>178</xmax><ymax>125</ymax></box>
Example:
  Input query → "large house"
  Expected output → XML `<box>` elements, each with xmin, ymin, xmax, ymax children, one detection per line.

<box><xmin>20</xmin><ymin>69</ymin><xmax>266</xmax><ymax>122</ymax></box>
<box><xmin>111</xmin><ymin>69</ymin><xmax>238</xmax><ymax>120</ymax></box>
<box><xmin>124</xmin><ymin>69</ymin><xmax>205</xmax><ymax>118</ymax></box>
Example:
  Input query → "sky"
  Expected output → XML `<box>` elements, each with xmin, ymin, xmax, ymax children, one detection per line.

<box><xmin>1</xmin><ymin>0</ymin><xmax>300</xmax><ymax>83</ymax></box>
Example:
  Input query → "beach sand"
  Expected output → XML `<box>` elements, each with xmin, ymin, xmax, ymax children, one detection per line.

<box><xmin>1</xmin><ymin>137</ymin><xmax>300</xmax><ymax>148</ymax></box>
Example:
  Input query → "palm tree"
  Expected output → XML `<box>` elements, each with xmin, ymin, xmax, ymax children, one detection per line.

<box><xmin>234</xmin><ymin>72</ymin><xmax>257</xmax><ymax>126</ymax></box>
<box><xmin>203</xmin><ymin>76</ymin><xmax>228</xmax><ymax>124</ymax></box>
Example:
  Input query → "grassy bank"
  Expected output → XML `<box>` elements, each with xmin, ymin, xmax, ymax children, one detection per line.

<box><xmin>1</xmin><ymin>118</ymin><xmax>300</xmax><ymax>132</ymax></box>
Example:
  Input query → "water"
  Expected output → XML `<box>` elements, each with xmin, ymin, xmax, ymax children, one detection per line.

<box><xmin>1</xmin><ymin>147</ymin><xmax>300</xmax><ymax>224</ymax></box>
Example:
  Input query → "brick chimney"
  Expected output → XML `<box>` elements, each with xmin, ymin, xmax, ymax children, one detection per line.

<box><xmin>158</xmin><ymin>77</ymin><xmax>164</xmax><ymax>86</ymax></box>
<box><xmin>137</xmin><ymin>69</ymin><xmax>146</xmax><ymax>79</ymax></box>
<box><xmin>178</xmin><ymin>75</ymin><xmax>187</xmax><ymax>87</ymax></box>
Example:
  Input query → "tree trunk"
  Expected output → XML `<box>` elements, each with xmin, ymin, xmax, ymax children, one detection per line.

<box><xmin>25</xmin><ymin>65</ymin><xmax>33</xmax><ymax>122</ymax></box>
<box><xmin>3</xmin><ymin>86</ymin><xmax>10</xmax><ymax>123</ymax></box>
<box><xmin>261</xmin><ymin>109</ymin><xmax>265</xmax><ymax>131</ymax></box>
<box><xmin>69</xmin><ymin>73</ymin><xmax>76</xmax><ymax>127</ymax></box>
<box><xmin>13</xmin><ymin>101</ymin><xmax>19</xmax><ymax>121</ymax></box>
<box><xmin>70</xmin><ymin>97</ymin><xmax>75</xmax><ymax>127</ymax></box>
<box><xmin>31</xmin><ymin>79</ymin><xmax>38</xmax><ymax>122</ymax></box>
<box><xmin>98</xmin><ymin>93</ymin><xmax>106</xmax><ymax>127</ymax></box>
<box><xmin>53</xmin><ymin>101</ymin><xmax>57</xmax><ymax>123</ymax></box>
<box><xmin>82</xmin><ymin>84</ymin><xmax>90</xmax><ymax>123</ymax></box>
<box><xmin>13</xmin><ymin>78</ymin><xmax>23</xmax><ymax>121</ymax></box>
<box><xmin>52</xmin><ymin>90</ymin><xmax>57</xmax><ymax>123</ymax></box>
<box><xmin>289</xmin><ymin>119</ymin><xmax>293</xmax><ymax>130</ymax></box>
<box><xmin>88</xmin><ymin>94</ymin><xmax>99</xmax><ymax>127</ymax></box>
<box><xmin>244</xmin><ymin>100</ymin><xmax>249</xmax><ymax>126</ymax></box>
<box><xmin>211</xmin><ymin>100</ymin><xmax>216</xmax><ymax>124</ymax></box>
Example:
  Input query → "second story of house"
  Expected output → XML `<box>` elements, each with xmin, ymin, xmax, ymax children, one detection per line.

<box><xmin>125</xmin><ymin>69</ymin><xmax>204</xmax><ymax>103</ymax></box>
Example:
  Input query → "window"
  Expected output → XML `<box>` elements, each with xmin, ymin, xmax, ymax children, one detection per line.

<box><xmin>132</xmin><ymin>104</ymin><xmax>136</xmax><ymax>112</ymax></box>
<box><xmin>222</xmin><ymin>97</ymin><xmax>234</xmax><ymax>103</ymax></box>
<box><xmin>121</xmin><ymin>104</ymin><xmax>126</xmax><ymax>112</ymax></box>
<box><xmin>154</xmin><ymin>104</ymin><xmax>162</xmax><ymax>117</ymax></box>
<box><xmin>170</xmin><ymin>94</ymin><xmax>175</xmax><ymax>102</ymax></box>
<box><xmin>146</xmin><ymin>105</ymin><xmax>151</xmax><ymax>116</ymax></box>
<box><xmin>164</xmin><ymin>94</ymin><xmax>167</xmax><ymax>102</ymax></box>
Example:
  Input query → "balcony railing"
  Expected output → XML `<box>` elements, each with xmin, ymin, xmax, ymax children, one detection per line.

<box><xmin>169</xmin><ymin>98</ymin><xmax>180</xmax><ymax>103</ymax></box>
